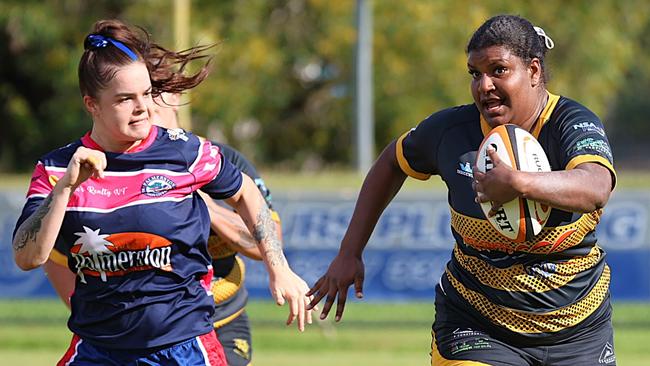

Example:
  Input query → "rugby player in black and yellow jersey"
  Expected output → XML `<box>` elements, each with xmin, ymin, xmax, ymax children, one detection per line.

<box><xmin>309</xmin><ymin>15</ymin><xmax>617</xmax><ymax>365</ymax></box>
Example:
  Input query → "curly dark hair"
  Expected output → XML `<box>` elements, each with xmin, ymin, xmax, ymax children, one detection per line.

<box><xmin>467</xmin><ymin>15</ymin><xmax>551</xmax><ymax>83</ymax></box>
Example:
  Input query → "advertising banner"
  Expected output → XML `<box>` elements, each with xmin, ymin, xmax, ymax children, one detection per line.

<box><xmin>1</xmin><ymin>189</ymin><xmax>649</xmax><ymax>301</ymax></box>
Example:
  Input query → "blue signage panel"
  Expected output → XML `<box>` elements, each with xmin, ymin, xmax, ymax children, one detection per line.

<box><xmin>1</xmin><ymin>190</ymin><xmax>649</xmax><ymax>301</ymax></box>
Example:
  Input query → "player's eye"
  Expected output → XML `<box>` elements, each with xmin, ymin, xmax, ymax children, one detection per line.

<box><xmin>494</xmin><ymin>67</ymin><xmax>507</xmax><ymax>75</ymax></box>
<box><xmin>468</xmin><ymin>70</ymin><xmax>480</xmax><ymax>79</ymax></box>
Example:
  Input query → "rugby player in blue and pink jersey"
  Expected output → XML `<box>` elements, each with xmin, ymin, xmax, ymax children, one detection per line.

<box><xmin>12</xmin><ymin>19</ymin><xmax>312</xmax><ymax>366</ymax></box>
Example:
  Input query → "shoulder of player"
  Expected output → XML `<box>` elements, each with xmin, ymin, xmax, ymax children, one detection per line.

<box><xmin>38</xmin><ymin>139</ymin><xmax>84</xmax><ymax>167</ymax></box>
<box><xmin>548</xmin><ymin>96</ymin><xmax>602</xmax><ymax>127</ymax></box>
<box><xmin>413</xmin><ymin>103</ymin><xmax>479</xmax><ymax>136</ymax></box>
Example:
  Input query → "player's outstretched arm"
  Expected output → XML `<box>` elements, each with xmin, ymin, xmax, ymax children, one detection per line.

<box><xmin>13</xmin><ymin>147</ymin><xmax>106</xmax><ymax>270</ymax></box>
<box><xmin>225</xmin><ymin>174</ymin><xmax>311</xmax><ymax>331</ymax></box>
<box><xmin>307</xmin><ymin>140</ymin><xmax>407</xmax><ymax>322</ymax></box>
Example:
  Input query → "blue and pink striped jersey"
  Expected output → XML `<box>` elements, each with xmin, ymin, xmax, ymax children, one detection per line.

<box><xmin>14</xmin><ymin>126</ymin><xmax>242</xmax><ymax>349</ymax></box>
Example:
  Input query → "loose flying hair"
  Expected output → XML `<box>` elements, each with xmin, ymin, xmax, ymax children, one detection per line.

<box><xmin>78</xmin><ymin>19</ymin><xmax>214</xmax><ymax>98</ymax></box>
<box><xmin>466</xmin><ymin>15</ymin><xmax>551</xmax><ymax>83</ymax></box>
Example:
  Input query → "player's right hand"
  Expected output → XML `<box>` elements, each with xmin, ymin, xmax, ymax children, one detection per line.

<box><xmin>306</xmin><ymin>253</ymin><xmax>365</xmax><ymax>322</ymax></box>
<box><xmin>59</xmin><ymin>146</ymin><xmax>107</xmax><ymax>190</ymax></box>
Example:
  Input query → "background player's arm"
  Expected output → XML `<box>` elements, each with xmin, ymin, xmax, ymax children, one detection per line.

<box><xmin>198</xmin><ymin>191</ymin><xmax>268</xmax><ymax>261</ymax></box>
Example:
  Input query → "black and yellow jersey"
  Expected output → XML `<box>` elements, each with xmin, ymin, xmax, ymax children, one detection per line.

<box><xmin>397</xmin><ymin>92</ymin><xmax>616</xmax><ymax>344</ymax></box>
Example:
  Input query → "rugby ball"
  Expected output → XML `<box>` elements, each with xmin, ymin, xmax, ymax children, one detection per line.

<box><xmin>475</xmin><ymin>124</ymin><xmax>552</xmax><ymax>242</ymax></box>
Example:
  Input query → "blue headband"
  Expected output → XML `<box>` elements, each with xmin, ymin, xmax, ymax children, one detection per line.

<box><xmin>84</xmin><ymin>34</ymin><xmax>139</xmax><ymax>61</ymax></box>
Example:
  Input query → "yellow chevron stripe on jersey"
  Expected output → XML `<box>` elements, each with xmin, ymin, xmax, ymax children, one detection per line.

<box><xmin>529</xmin><ymin>92</ymin><xmax>560</xmax><ymax>138</ymax></box>
<box><xmin>396</xmin><ymin>131</ymin><xmax>431</xmax><ymax>180</ymax></box>
<box><xmin>445</xmin><ymin>265</ymin><xmax>610</xmax><ymax>333</ymax></box>
<box><xmin>49</xmin><ymin>248</ymin><xmax>68</xmax><ymax>266</ymax></box>
<box><xmin>450</xmin><ymin>207</ymin><xmax>601</xmax><ymax>254</ymax></box>
<box><xmin>431</xmin><ymin>333</ymin><xmax>491</xmax><ymax>365</ymax></box>
<box><xmin>453</xmin><ymin>245</ymin><xmax>602</xmax><ymax>292</ymax></box>
<box><xmin>213</xmin><ymin>307</ymin><xmax>245</xmax><ymax>329</ymax></box>
<box><xmin>480</xmin><ymin>91</ymin><xmax>560</xmax><ymax>138</ymax></box>
<box><xmin>212</xmin><ymin>256</ymin><xmax>245</xmax><ymax>303</ymax></box>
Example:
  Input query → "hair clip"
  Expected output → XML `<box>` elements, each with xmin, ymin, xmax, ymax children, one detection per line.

<box><xmin>84</xmin><ymin>34</ymin><xmax>138</xmax><ymax>61</ymax></box>
<box><xmin>533</xmin><ymin>26</ymin><xmax>554</xmax><ymax>50</ymax></box>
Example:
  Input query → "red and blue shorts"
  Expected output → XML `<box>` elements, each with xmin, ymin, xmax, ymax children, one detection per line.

<box><xmin>57</xmin><ymin>331</ymin><xmax>227</xmax><ymax>366</ymax></box>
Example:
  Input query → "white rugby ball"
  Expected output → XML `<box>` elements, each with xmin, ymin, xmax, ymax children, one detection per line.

<box><xmin>475</xmin><ymin>124</ymin><xmax>552</xmax><ymax>242</ymax></box>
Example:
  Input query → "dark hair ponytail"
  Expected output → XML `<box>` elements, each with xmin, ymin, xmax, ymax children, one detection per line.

<box><xmin>78</xmin><ymin>19</ymin><xmax>214</xmax><ymax>98</ymax></box>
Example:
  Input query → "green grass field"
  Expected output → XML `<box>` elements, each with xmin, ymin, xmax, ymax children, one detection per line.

<box><xmin>0</xmin><ymin>299</ymin><xmax>648</xmax><ymax>365</ymax></box>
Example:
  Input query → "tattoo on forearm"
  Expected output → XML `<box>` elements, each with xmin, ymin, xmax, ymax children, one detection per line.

<box><xmin>253</xmin><ymin>196</ymin><xmax>286</xmax><ymax>267</ymax></box>
<box><xmin>237</xmin><ymin>228</ymin><xmax>257</xmax><ymax>249</ymax></box>
<box><xmin>13</xmin><ymin>194</ymin><xmax>54</xmax><ymax>252</ymax></box>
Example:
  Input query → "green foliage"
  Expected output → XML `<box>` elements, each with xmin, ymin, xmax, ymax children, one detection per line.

<box><xmin>0</xmin><ymin>0</ymin><xmax>649</xmax><ymax>171</ymax></box>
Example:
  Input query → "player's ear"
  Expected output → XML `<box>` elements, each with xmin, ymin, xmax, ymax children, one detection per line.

<box><xmin>529</xmin><ymin>58</ymin><xmax>542</xmax><ymax>87</ymax></box>
<box><xmin>83</xmin><ymin>95</ymin><xmax>99</xmax><ymax>115</ymax></box>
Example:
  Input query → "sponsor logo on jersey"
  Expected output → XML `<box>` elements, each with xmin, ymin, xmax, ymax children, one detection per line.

<box><xmin>598</xmin><ymin>342</ymin><xmax>616</xmax><ymax>364</ymax></box>
<box><xmin>456</xmin><ymin>151</ymin><xmax>477</xmax><ymax>178</ymax></box>
<box><xmin>450</xmin><ymin>336</ymin><xmax>492</xmax><ymax>355</ymax></box>
<box><xmin>233</xmin><ymin>338</ymin><xmax>251</xmax><ymax>360</ymax></box>
<box><xmin>524</xmin><ymin>262</ymin><xmax>557</xmax><ymax>278</ymax></box>
<box><xmin>167</xmin><ymin>128</ymin><xmax>188</xmax><ymax>141</ymax></box>
<box><xmin>141</xmin><ymin>175</ymin><xmax>176</xmax><ymax>197</ymax></box>
<box><xmin>572</xmin><ymin>122</ymin><xmax>605</xmax><ymax>137</ymax></box>
<box><xmin>574</xmin><ymin>138</ymin><xmax>613</xmax><ymax>160</ymax></box>
<box><xmin>456</xmin><ymin>162</ymin><xmax>473</xmax><ymax>178</ymax></box>
<box><xmin>451</xmin><ymin>328</ymin><xmax>483</xmax><ymax>338</ymax></box>
<box><xmin>71</xmin><ymin>226</ymin><xmax>173</xmax><ymax>283</ymax></box>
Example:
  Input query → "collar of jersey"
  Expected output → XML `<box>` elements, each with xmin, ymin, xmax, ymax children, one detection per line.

<box><xmin>81</xmin><ymin>125</ymin><xmax>159</xmax><ymax>153</ymax></box>
<box><xmin>480</xmin><ymin>91</ymin><xmax>560</xmax><ymax>139</ymax></box>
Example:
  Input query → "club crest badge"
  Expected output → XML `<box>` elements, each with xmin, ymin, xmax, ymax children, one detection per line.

<box><xmin>141</xmin><ymin>175</ymin><xmax>176</xmax><ymax>197</ymax></box>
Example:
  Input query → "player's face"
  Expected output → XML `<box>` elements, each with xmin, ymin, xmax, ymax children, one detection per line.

<box><xmin>150</xmin><ymin>93</ymin><xmax>180</xmax><ymax>129</ymax></box>
<box><xmin>86</xmin><ymin>62</ymin><xmax>153</xmax><ymax>150</ymax></box>
<box><xmin>468</xmin><ymin>45</ymin><xmax>542</xmax><ymax>129</ymax></box>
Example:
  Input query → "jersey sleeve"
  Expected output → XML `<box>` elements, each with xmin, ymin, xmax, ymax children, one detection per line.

<box><xmin>12</xmin><ymin>162</ymin><xmax>51</xmax><ymax>239</ymax></box>
<box><xmin>396</xmin><ymin>112</ymin><xmax>447</xmax><ymax>180</ymax></box>
<box><xmin>557</xmin><ymin>113</ymin><xmax>616</xmax><ymax>187</ymax></box>
<box><xmin>192</xmin><ymin>140</ymin><xmax>243</xmax><ymax>199</ymax></box>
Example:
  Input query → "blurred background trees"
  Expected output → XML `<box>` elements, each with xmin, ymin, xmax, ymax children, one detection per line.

<box><xmin>1</xmin><ymin>0</ymin><xmax>648</xmax><ymax>172</ymax></box>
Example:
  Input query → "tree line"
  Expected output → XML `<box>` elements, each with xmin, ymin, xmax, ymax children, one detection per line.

<box><xmin>1</xmin><ymin>0</ymin><xmax>649</xmax><ymax>172</ymax></box>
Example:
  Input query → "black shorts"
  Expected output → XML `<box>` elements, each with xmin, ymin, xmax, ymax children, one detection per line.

<box><xmin>431</xmin><ymin>286</ymin><xmax>616</xmax><ymax>366</ymax></box>
<box><xmin>215</xmin><ymin>311</ymin><xmax>252</xmax><ymax>366</ymax></box>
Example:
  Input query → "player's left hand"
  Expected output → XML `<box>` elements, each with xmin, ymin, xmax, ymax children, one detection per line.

<box><xmin>306</xmin><ymin>252</ymin><xmax>365</xmax><ymax>322</ymax></box>
<box><xmin>268</xmin><ymin>267</ymin><xmax>314</xmax><ymax>332</ymax></box>
<box><xmin>473</xmin><ymin>147</ymin><xmax>520</xmax><ymax>216</ymax></box>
